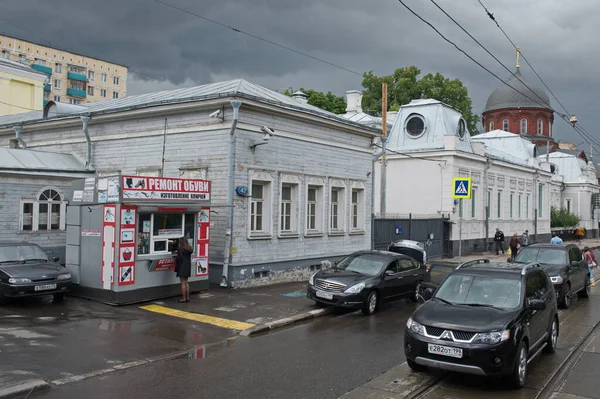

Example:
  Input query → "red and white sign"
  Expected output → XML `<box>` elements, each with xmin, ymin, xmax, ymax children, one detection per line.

<box><xmin>195</xmin><ymin>208</ymin><xmax>210</xmax><ymax>277</ymax></box>
<box><xmin>151</xmin><ymin>257</ymin><xmax>177</xmax><ymax>272</ymax></box>
<box><xmin>101</xmin><ymin>205</ymin><xmax>116</xmax><ymax>289</ymax></box>
<box><xmin>122</xmin><ymin>176</ymin><xmax>211</xmax><ymax>201</ymax></box>
<box><xmin>118</xmin><ymin>205</ymin><xmax>136</xmax><ymax>286</ymax></box>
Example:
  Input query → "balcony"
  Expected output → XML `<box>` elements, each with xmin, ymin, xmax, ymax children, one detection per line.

<box><xmin>67</xmin><ymin>71</ymin><xmax>88</xmax><ymax>82</ymax></box>
<box><xmin>67</xmin><ymin>88</ymin><xmax>87</xmax><ymax>98</ymax></box>
<box><xmin>44</xmin><ymin>84</ymin><xmax>51</xmax><ymax>92</ymax></box>
<box><xmin>31</xmin><ymin>64</ymin><xmax>53</xmax><ymax>75</ymax></box>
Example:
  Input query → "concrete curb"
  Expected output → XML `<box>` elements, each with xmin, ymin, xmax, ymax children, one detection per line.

<box><xmin>0</xmin><ymin>379</ymin><xmax>50</xmax><ymax>399</ymax></box>
<box><xmin>239</xmin><ymin>307</ymin><xmax>334</xmax><ymax>337</ymax></box>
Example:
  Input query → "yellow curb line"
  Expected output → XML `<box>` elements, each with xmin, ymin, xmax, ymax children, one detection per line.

<box><xmin>140</xmin><ymin>304</ymin><xmax>255</xmax><ymax>331</ymax></box>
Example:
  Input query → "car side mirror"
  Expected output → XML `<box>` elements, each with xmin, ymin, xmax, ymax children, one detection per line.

<box><xmin>424</xmin><ymin>287</ymin><xmax>435</xmax><ymax>299</ymax></box>
<box><xmin>385</xmin><ymin>270</ymin><xmax>395</xmax><ymax>276</ymax></box>
<box><xmin>528</xmin><ymin>299</ymin><xmax>546</xmax><ymax>311</ymax></box>
<box><xmin>52</xmin><ymin>256</ymin><xmax>60</xmax><ymax>262</ymax></box>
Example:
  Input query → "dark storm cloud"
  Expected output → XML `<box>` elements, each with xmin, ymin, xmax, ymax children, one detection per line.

<box><xmin>2</xmin><ymin>0</ymin><xmax>598</xmax><ymax>143</ymax></box>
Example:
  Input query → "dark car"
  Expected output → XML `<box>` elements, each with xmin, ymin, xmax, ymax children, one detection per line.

<box><xmin>307</xmin><ymin>250</ymin><xmax>427</xmax><ymax>315</ymax></box>
<box><xmin>511</xmin><ymin>243</ymin><xmax>590</xmax><ymax>309</ymax></box>
<box><xmin>417</xmin><ymin>261</ymin><xmax>460</xmax><ymax>303</ymax></box>
<box><xmin>404</xmin><ymin>259</ymin><xmax>559</xmax><ymax>388</ymax></box>
<box><xmin>388</xmin><ymin>239</ymin><xmax>426</xmax><ymax>264</ymax></box>
<box><xmin>0</xmin><ymin>242</ymin><xmax>72</xmax><ymax>303</ymax></box>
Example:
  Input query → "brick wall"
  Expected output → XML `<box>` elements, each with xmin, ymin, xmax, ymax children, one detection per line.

<box><xmin>482</xmin><ymin>108</ymin><xmax>554</xmax><ymax>137</ymax></box>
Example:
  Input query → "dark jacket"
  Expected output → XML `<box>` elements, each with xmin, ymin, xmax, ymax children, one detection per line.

<box><xmin>509</xmin><ymin>236</ymin><xmax>519</xmax><ymax>248</ymax></box>
<box><xmin>494</xmin><ymin>231</ymin><xmax>505</xmax><ymax>242</ymax></box>
<box><xmin>175</xmin><ymin>247</ymin><xmax>193</xmax><ymax>278</ymax></box>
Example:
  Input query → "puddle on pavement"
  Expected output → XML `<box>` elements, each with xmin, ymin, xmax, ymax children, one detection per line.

<box><xmin>186</xmin><ymin>336</ymin><xmax>242</xmax><ymax>360</ymax></box>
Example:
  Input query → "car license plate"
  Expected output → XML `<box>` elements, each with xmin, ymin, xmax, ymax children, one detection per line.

<box><xmin>34</xmin><ymin>284</ymin><xmax>57</xmax><ymax>291</ymax></box>
<box><xmin>428</xmin><ymin>344</ymin><xmax>463</xmax><ymax>358</ymax></box>
<box><xmin>315</xmin><ymin>290</ymin><xmax>333</xmax><ymax>300</ymax></box>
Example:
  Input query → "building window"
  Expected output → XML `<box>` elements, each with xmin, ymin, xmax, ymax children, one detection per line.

<box><xmin>518</xmin><ymin>194</ymin><xmax>522</xmax><ymax>219</ymax></box>
<box><xmin>549</xmin><ymin>123</ymin><xmax>552</xmax><ymax>137</ymax></box>
<box><xmin>405</xmin><ymin>114</ymin><xmax>426</xmax><ymax>138</ymax></box>
<box><xmin>68</xmin><ymin>98</ymin><xmax>81</xmax><ymax>105</ymax></box>
<box><xmin>502</xmin><ymin>119</ymin><xmax>509</xmax><ymax>131</ymax></box>
<box><xmin>351</xmin><ymin>188</ymin><xmax>365</xmax><ymax>231</ymax></box>
<box><xmin>100</xmin><ymin>89</ymin><xmax>107</xmax><ymax>97</ymax></box>
<box><xmin>279</xmin><ymin>183</ymin><xmax>298</xmax><ymax>234</ymax></box>
<box><xmin>88</xmin><ymin>70</ymin><xmax>95</xmax><ymax>81</ymax></box>
<box><xmin>249</xmin><ymin>180</ymin><xmax>272</xmax><ymax>236</ymax></box>
<box><xmin>101</xmin><ymin>73</ymin><xmax>107</xmax><ymax>83</ymax></box>
<box><xmin>329</xmin><ymin>184</ymin><xmax>346</xmax><ymax>233</ymax></box>
<box><xmin>113</xmin><ymin>76</ymin><xmax>120</xmax><ymax>85</ymax></box>
<box><xmin>486</xmin><ymin>190</ymin><xmax>491</xmax><ymax>219</ymax></box>
<box><xmin>510</xmin><ymin>192</ymin><xmax>514</xmax><ymax>218</ymax></box>
<box><xmin>488</xmin><ymin>121</ymin><xmax>494</xmax><ymax>131</ymax></box>
<box><xmin>34</xmin><ymin>58</ymin><xmax>46</xmax><ymax>66</ymax></box>
<box><xmin>20</xmin><ymin>188</ymin><xmax>67</xmax><ymax>232</ymax></box>
<box><xmin>538</xmin><ymin>184</ymin><xmax>544</xmax><ymax>218</ymax></box>
<box><xmin>54</xmin><ymin>79</ymin><xmax>61</xmax><ymax>89</ymax></box>
<box><xmin>1</xmin><ymin>50</ymin><xmax>9</xmax><ymax>59</ymax></box>
<box><xmin>537</xmin><ymin>119</ymin><xmax>543</xmax><ymax>135</ymax></box>
<box><xmin>565</xmin><ymin>198</ymin><xmax>572</xmax><ymax>213</ymax></box>
<box><xmin>113</xmin><ymin>92</ymin><xmax>119</xmax><ymax>99</ymax></box>
<box><xmin>137</xmin><ymin>213</ymin><xmax>196</xmax><ymax>255</ymax></box>
<box><xmin>520</xmin><ymin>118</ymin><xmax>527</xmax><ymax>134</ymax></box>
<box><xmin>526</xmin><ymin>195</ymin><xmax>530</xmax><ymax>218</ymax></box>
<box><xmin>497</xmin><ymin>191</ymin><xmax>502</xmax><ymax>218</ymax></box>
<box><xmin>53</xmin><ymin>95</ymin><xmax>61</xmax><ymax>102</ymax></box>
<box><xmin>87</xmin><ymin>86</ymin><xmax>94</xmax><ymax>96</ymax></box>
<box><xmin>55</xmin><ymin>63</ymin><xmax>62</xmax><ymax>73</ymax></box>
<box><xmin>306</xmin><ymin>185</ymin><xmax>324</xmax><ymax>234</ymax></box>
<box><xmin>70</xmin><ymin>81</ymin><xmax>84</xmax><ymax>91</ymax></box>
<box><xmin>471</xmin><ymin>188</ymin><xmax>477</xmax><ymax>218</ymax></box>
<box><xmin>19</xmin><ymin>54</ymin><xmax>27</xmax><ymax>63</ymax></box>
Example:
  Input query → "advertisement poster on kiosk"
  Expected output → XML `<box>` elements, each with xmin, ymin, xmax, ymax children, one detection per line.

<box><xmin>118</xmin><ymin>205</ymin><xmax>136</xmax><ymax>286</ymax></box>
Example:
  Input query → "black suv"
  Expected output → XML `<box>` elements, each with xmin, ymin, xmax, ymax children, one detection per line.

<box><xmin>404</xmin><ymin>259</ymin><xmax>559</xmax><ymax>388</ymax></box>
<box><xmin>512</xmin><ymin>243</ymin><xmax>590</xmax><ymax>309</ymax></box>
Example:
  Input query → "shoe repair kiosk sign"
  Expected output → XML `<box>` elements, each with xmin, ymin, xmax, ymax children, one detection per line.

<box><xmin>66</xmin><ymin>175</ymin><xmax>212</xmax><ymax>305</ymax></box>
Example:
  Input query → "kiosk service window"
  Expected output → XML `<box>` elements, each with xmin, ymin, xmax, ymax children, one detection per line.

<box><xmin>137</xmin><ymin>212</ymin><xmax>196</xmax><ymax>255</ymax></box>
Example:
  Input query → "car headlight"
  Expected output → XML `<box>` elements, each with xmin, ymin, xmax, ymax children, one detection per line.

<box><xmin>57</xmin><ymin>273</ymin><xmax>71</xmax><ymax>281</ymax></box>
<box><xmin>406</xmin><ymin>317</ymin><xmax>425</xmax><ymax>336</ymax></box>
<box><xmin>8</xmin><ymin>277</ymin><xmax>31</xmax><ymax>284</ymax></box>
<box><xmin>344</xmin><ymin>282</ymin><xmax>365</xmax><ymax>294</ymax></box>
<box><xmin>473</xmin><ymin>330</ymin><xmax>510</xmax><ymax>344</ymax></box>
<box><xmin>550</xmin><ymin>276</ymin><xmax>564</xmax><ymax>284</ymax></box>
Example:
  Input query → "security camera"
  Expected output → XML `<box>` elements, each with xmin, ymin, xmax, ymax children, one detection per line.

<box><xmin>263</xmin><ymin>133</ymin><xmax>271</xmax><ymax>142</ymax></box>
<box><xmin>260</xmin><ymin>126</ymin><xmax>275</xmax><ymax>136</ymax></box>
<box><xmin>209</xmin><ymin>109</ymin><xmax>221</xmax><ymax>119</ymax></box>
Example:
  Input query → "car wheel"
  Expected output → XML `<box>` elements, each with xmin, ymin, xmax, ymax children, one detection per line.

<box><xmin>53</xmin><ymin>293</ymin><xmax>66</xmax><ymax>301</ymax></box>
<box><xmin>544</xmin><ymin>316</ymin><xmax>558</xmax><ymax>354</ymax></box>
<box><xmin>407</xmin><ymin>358</ymin><xmax>427</xmax><ymax>372</ymax></box>
<box><xmin>409</xmin><ymin>282</ymin><xmax>420</xmax><ymax>303</ymax></box>
<box><xmin>578</xmin><ymin>275</ymin><xmax>591</xmax><ymax>298</ymax></box>
<box><xmin>362</xmin><ymin>290</ymin><xmax>378</xmax><ymax>315</ymax></box>
<box><xmin>558</xmin><ymin>283</ymin><xmax>571</xmax><ymax>309</ymax></box>
<box><xmin>509</xmin><ymin>341</ymin><xmax>528</xmax><ymax>389</ymax></box>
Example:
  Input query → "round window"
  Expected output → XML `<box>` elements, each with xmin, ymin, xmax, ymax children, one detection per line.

<box><xmin>405</xmin><ymin>114</ymin><xmax>425</xmax><ymax>138</ymax></box>
<box><xmin>457</xmin><ymin>119</ymin><xmax>467</xmax><ymax>139</ymax></box>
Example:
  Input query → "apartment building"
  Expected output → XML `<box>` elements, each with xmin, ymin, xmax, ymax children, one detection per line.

<box><xmin>0</xmin><ymin>34</ymin><xmax>128</xmax><ymax>106</ymax></box>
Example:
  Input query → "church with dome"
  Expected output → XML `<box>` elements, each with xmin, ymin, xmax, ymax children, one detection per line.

<box><xmin>482</xmin><ymin>49</ymin><xmax>554</xmax><ymax>147</ymax></box>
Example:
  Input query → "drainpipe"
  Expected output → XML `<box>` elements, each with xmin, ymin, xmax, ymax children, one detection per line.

<box><xmin>80</xmin><ymin>115</ymin><xmax>91</xmax><ymax>169</ymax></box>
<box><xmin>483</xmin><ymin>158</ymin><xmax>493</xmax><ymax>249</ymax></box>
<box><xmin>221</xmin><ymin>99</ymin><xmax>242</xmax><ymax>288</ymax></box>
<box><xmin>371</xmin><ymin>144</ymin><xmax>385</xmax><ymax>250</ymax></box>
<box><xmin>13</xmin><ymin>125</ymin><xmax>26</xmax><ymax>149</ymax></box>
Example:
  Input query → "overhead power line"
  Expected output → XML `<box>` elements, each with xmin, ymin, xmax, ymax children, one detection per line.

<box><xmin>150</xmin><ymin>0</ymin><xmax>363</xmax><ymax>77</ymax></box>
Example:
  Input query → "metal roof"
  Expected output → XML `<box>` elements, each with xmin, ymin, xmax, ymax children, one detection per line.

<box><xmin>484</xmin><ymin>69</ymin><xmax>551</xmax><ymax>113</ymax></box>
<box><xmin>0</xmin><ymin>148</ymin><xmax>89</xmax><ymax>173</ymax></box>
<box><xmin>0</xmin><ymin>58</ymin><xmax>47</xmax><ymax>78</ymax></box>
<box><xmin>0</xmin><ymin>79</ymin><xmax>380</xmax><ymax>133</ymax></box>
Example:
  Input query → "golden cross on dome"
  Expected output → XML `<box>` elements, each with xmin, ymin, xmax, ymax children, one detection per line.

<box><xmin>516</xmin><ymin>46</ymin><xmax>521</xmax><ymax>70</ymax></box>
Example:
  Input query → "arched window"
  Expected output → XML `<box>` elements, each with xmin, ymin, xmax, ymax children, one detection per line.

<box><xmin>20</xmin><ymin>187</ymin><xmax>66</xmax><ymax>232</ymax></box>
<box><xmin>537</xmin><ymin>119</ymin><xmax>543</xmax><ymax>135</ymax></box>
<box><xmin>489</xmin><ymin>121</ymin><xmax>494</xmax><ymax>131</ymax></box>
<box><xmin>502</xmin><ymin>119</ymin><xmax>509</xmax><ymax>131</ymax></box>
<box><xmin>520</xmin><ymin>118</ymin><xmax>527</xmax><ymax>134</ymax></box>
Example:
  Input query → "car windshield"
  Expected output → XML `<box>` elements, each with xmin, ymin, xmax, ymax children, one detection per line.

<box><xmin>434</xmin><ymin>274</ymin><xmax>522</xmax><ymax>309</ymax></box>
<box><xmin>0</xmin><ymin>245</ymin><xmax>49</xmax><ymax>264</ymax></box>
<box><xmin>513</xmin><ymin>247</ymin><xmax>568</xmax><ymax>265</ymax></box>
<box><xmin>335</xmin><ymin>254</ymin><xmax>387</xmax><ymax>276</ymax></box>
<box><xmin>429</xmin><ymin>264</ymin><xmax>456</xmax><ymax>285</ymax></box>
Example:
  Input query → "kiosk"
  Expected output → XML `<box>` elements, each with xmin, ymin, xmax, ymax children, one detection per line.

<box><xmin>66</xmin><ymin>174</ymin><xmax>211</xmax><ymax>305</ymax></box>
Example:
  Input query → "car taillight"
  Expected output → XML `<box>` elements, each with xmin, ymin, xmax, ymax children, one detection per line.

<box><xmin>426</xmin><ymin>266</ymin><xmax>431</xmax><ymax>273</ymax></box>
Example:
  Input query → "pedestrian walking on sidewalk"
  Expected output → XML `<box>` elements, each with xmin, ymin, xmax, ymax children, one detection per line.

<box><xmin>494</xmin><ymin>228</ymin><xmax>505</xmax><ymax>255</ymax></box>
<box><xmin>576</xmin><ymin>226</ymin><xmax>585</xmax><ymax>244</ymax></box>
<box><xmin>173</xmin><ymin>237</ymin><xmax>194</xmax><ymax>303</ymax></box>
<box><xmin>551</xmin><ymin>232</ymin><xmax>563</xmax><ymax>244</ymax></box>
<box><xmin>584</xmin><ymin>247</ymin><xmax>596</xmax><ymax>287</ymax></box>
<box><xmin>509</xmin><ymin>233</ymin><xmax>520</xmax><ymax>261</ymax></box>
<box><xmin>521</xmin><ymin>230</ymin><xmax>529</xmax><ymax>247</ymax></box>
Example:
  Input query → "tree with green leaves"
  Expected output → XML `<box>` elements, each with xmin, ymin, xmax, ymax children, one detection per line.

<box><xmin>361</xmin><ymin>66</ymin><xmax>480</xmax><ymax>134</ymax></box>
<box><xmin>283</xmin><ymin>88</ymin><xmax>347</xmax><ymax>114</ymax></box>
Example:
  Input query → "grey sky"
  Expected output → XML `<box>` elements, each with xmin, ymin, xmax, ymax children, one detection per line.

<box><xmin>2</xmin><ymin>0</ymin><xmax>598</xmax><ymax>148</ymax></box>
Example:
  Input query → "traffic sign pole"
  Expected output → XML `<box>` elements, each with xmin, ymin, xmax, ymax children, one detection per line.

<box><xmin>459</xmin><ymin>199</ymin><xmax>462</xmax><ymax>259</ymax></box>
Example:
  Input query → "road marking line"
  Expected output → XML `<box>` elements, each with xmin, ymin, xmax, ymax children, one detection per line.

<box><xmin>140</xmin><ymin>304</ymin><xmax>255</xmax><ymax>331</ymax></box>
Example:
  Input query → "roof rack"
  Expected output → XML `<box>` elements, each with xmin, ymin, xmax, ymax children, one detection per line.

<box><xmin>455</xmin><ymin>258</ymin><xmax>490</xmax><ymax>269</ymax></box>
<box><xmin>521</xmin><ymin>262</ymin><xmax>541</xmax><ymax>275</ymax></box>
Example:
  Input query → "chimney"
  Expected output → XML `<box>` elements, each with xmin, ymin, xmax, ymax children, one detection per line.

<box><xmin>291</xmin><ymin>91</ymin><xmax>308</xmax><ymax>104</ymax></box>
<box><xmin>345</xmin><ymin>90</ymin><xmax>363</xmax><ymax>114</ymax></box>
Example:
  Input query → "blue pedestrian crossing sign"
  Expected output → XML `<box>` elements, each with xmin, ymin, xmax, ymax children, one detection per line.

<box><xmin>452</xmin><ymin>178</ymin><xmax>472</xmax><ymax>199</ymax></box>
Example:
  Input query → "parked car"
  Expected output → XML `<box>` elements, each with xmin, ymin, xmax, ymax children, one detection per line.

<box><xmin>404</xmin><ymin>259</ymin><xmax>559</xmax><ymax>388</ymax></box>
<box><xmin>0</xmin><ymin>242</ymin><xmax>71</xmax><ymax>303</ymax></box>
<box><xmin>511</xmin><ymin>243</ymin><xmax>590</xmax><ymax>309</ymax></box>
<box><xmin>417</xmin><ymin>261</ymin><xmax>460</xmax><ymax>303</ymax></box>
<box><xmin>388</xmin><ymin>239</ymin><xmax>426</xmax><ymax>264</ymax></box>
<box><xmin>307</xmin><ymin>250</ymin><xmax>427</xmax><ymax>315</ymax></box>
